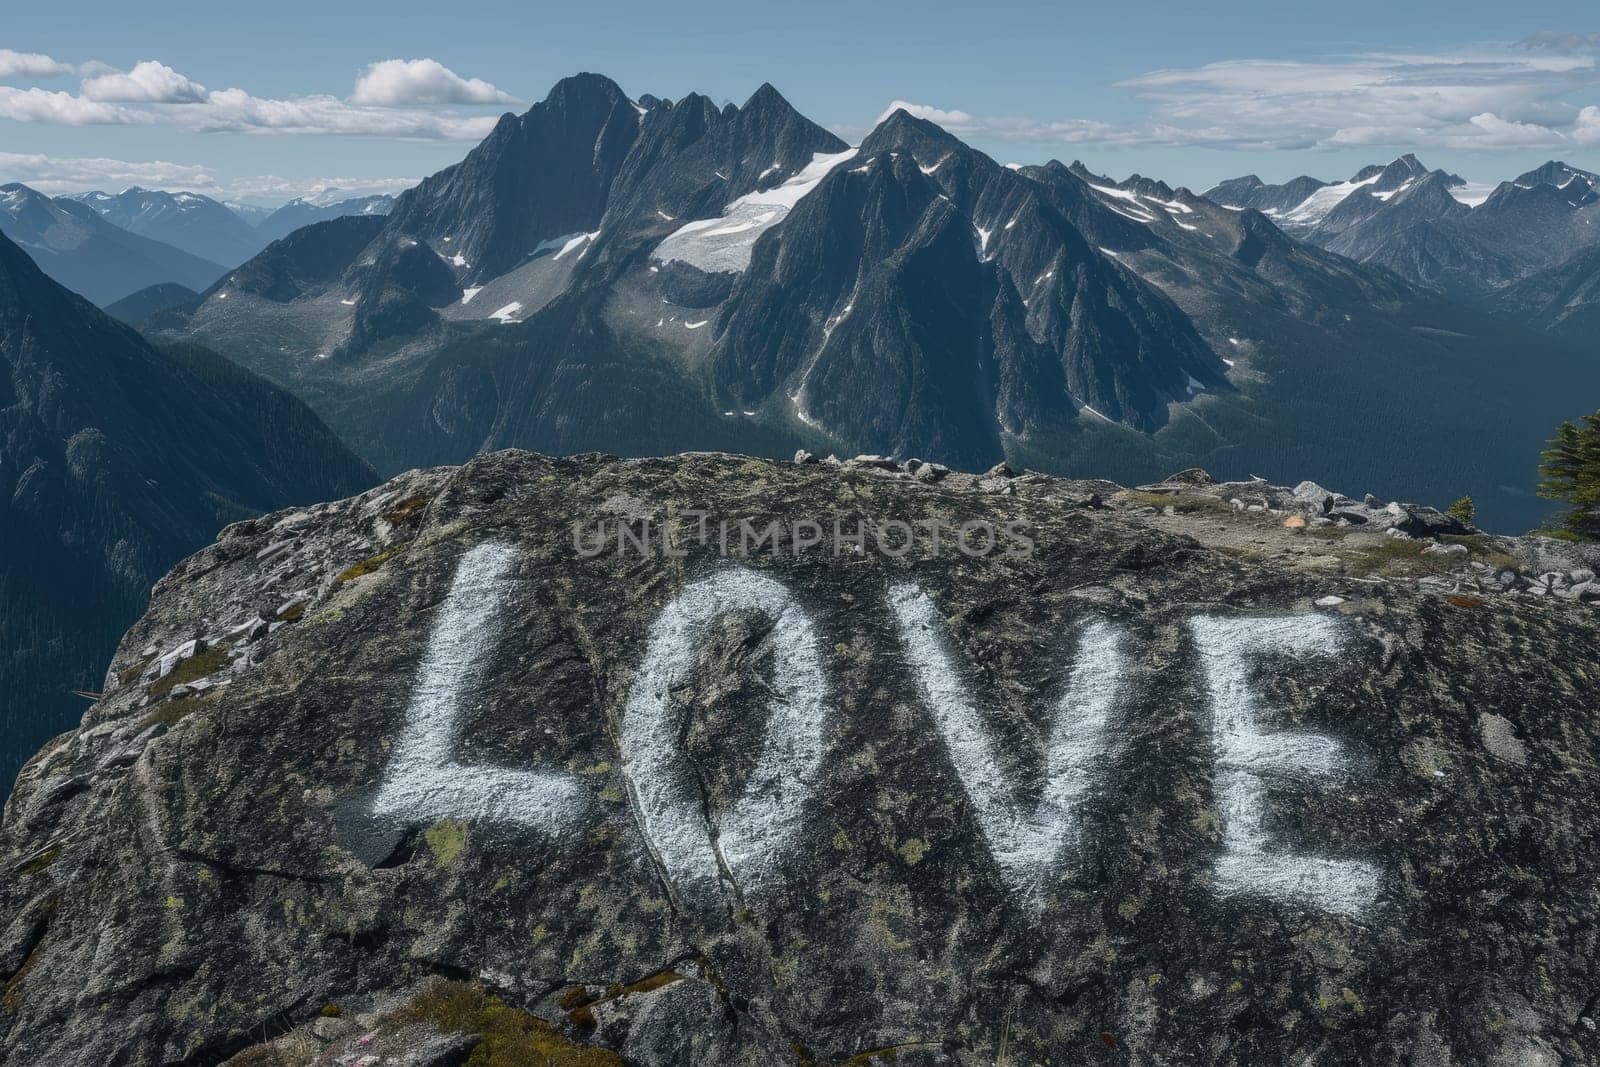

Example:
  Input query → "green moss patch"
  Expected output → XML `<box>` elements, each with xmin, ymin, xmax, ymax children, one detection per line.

<box><xmin>335</xmin><ymin>544</ymin><xmax>407</xmax><ymax>585</ymax></box>
<box><xmin>1439</xmin><ymin>534</ymin><xmax>1521</xmax><ymax>572</ymax></box>
<box><xmin>1345</xmin><ymin>539</ymin><xmax>1447</xmax><ymax>578</ymax></box>
<box><xmin>1117</xmin><ymin>490</ymin><xmax>1234</xmax><ymax>515</ymax></box>
<box><xmin>562</xmin><ymin>969</ymin><xmax>686</xmax><ymax>1029</ymax></box>
<box><xmin>141</xmin><ymin>694</ymin><xmax>216</xmax><ymax>730</ymax></box>
<box><xmin>393</xmin><ymin>980</ymin><xmax>621</xmax><ymax>1066</ymax></box>
<box><xmin>148</xmin><ymin>642</ymin><xmax>233</xmax><ymax>700</ymax></box>
<box><xmin>424</xmin><ymin>820</ymin><xmax>468</xmax><ymax>868</ymax></box>
<box><xmin>16</xmin><ymin>847</ymin><xmax>60</xmax><ymax>877</ymax></box>
<box><xmin>117</xmin><ymin>654</ymin><xmax>156</xmax><ymax>686</ymax></box>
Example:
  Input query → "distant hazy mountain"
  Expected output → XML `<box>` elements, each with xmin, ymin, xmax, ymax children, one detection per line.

<box><xmin>1206</xmin><ymin>155</ymin><xmax>1467</xmax><ymax>233</ymax></box>
<box><xmin>0</xmin><ymin>225</ymin><xmax>375</xmax><ymax>794</ymax></box>
<box><xmin>1206</xmin><ymin>156</ymin><xmax>1600</xmax><ymax>305</ymax></box>
<box><xmin>103</xmin><ymin>282</ymin><xmax>201</xmax><ymax>325</ymax></box>
<box><xmin>1493</xmin><ymin>243</ymin><xmax>1600</xmax><ymax>340</ymax></box>
<box><xmin>0</xmin><ymin>184</ymin><xmax>228</xmax><ymax>305</ymax></box>
<box><xmin>225</xmin><ymin>201</ymin><xmax>276</xmax><ymax>226</ymax></box>
<box><xmin>61</xmin><ymin>188</ymin><xmax>399</xmax><ymax>269</ymax></box>
<box><xmin>251</xmin><ymin>194</ymin><xmax>396</xmax><ymax>246</ymax></box>
<box><xmin>67</xmin><ymin>187</ymin><xmax>265</xmax><ymax>267</ymax></box>
<box><xmin>150</xmin><ymin>74</ymin><xmax>1600</xmax><ymax>532</ymax></box>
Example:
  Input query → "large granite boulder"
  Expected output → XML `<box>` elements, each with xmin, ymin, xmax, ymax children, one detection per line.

<box><xmin>3</xmin><ymin>451</ymin><xmax>1598</xmax><ymax>1065</ymax></box>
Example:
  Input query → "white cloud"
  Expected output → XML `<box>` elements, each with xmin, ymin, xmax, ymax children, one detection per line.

<box><xmin>222</xmin><ymin>173</ymin><xmax>419</xmax><ymax>204</ymax></box>
<box><xmin>0</xmin><ymin>87</ymin><xmax>149</xmax><ymax>125</ymax></box>
<box><xmin>1576</xmin><ymin>106</ymin><xmax>1600</xmax><ymax>145</ymax></box>
<box><xmin>873</xmin><ymin>40</ymin><xmax>1600</xmax><ymax>153</ymax></box>
<box><xmin>0</xmin><ymin>150</ymin><xmax>417</xmax><ymax>204</ymax></box>
<box><xmin>186</xmin><ymin>88</ymin><xmax>500</xmax><ymax>139</ymax></box>
<box><xmin>0</xmin><ymin>49</ymin><xmax>75</xmax><ymax>80</ymax></box>
<box><xmin>1115</xmin><ymin>47</ymin><xmax>1600</xmax><ymax>150</ymax></box>
<box><xmin>0</xmin><ymin>151</ymin><xmax>215</xmax><ymax>194</ymax></box>
<box><xmin>874</xmin><ymin>100</ymin><xmax>1245</xmax><ymax>148</ymax></box>
<box><xmin>0</xmin><ymin>53</ymin><xmax>507</xmax><ymax>139</ymax></box>
<box><xmin>1521</xmin><ymin>32</ymin><xmax>1600</xmax><ymax>53</ymax></box>
<box><xmin>81</xmin><ymin>60</ymin><xmax>208</xmax><ymax>103</ymax></box>
<box><xmin>350</xmin><ymin>58</ymin><xmax>518</xmax><ymax>107</ymax></box>
<box><xmin>879</xmin><ymin>100</ymin><xmax>977</xmax><ymax>129</ymax></box>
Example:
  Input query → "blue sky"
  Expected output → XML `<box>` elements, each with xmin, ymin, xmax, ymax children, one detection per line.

<box><xmin>3</xmin><ymin>1</ymin><xmax>1598</xmax><ymax>203</ymax></box>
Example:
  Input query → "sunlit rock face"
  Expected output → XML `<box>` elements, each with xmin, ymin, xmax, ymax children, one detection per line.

<box><xmin>4</xmin><ymin>450</ymin><xmax>1598</xmax><ymax>1066</ymax></box>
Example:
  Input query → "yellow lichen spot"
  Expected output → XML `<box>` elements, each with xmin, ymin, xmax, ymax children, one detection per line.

<box><xmin>897</xmin><ymin>838</ymin><xmax>929</xmax><ymax>865</ymax></box>
<box><xmin>1340</xmin><ymin>987</ymin><xmax>1364</xmax><ymax>1015</ymax></box>
<box><xmin>598</xmin><ymin>785</ymin><xmax>624</xmax><ymax>803</ymax></box>
<box><xmin>1227</xmin><ymin>980</ymin><xmax>1244</xmax><ymax>995</ymax></box>
<box><xmin>424</xmin><ymin>820</ymin><xmax>468</xmax><ymax>868</ymax></box>
<box><xmin>832</xmin><ymin>828</ymin><xmax>852</xmax><ymax>851</ymax></box>
<box><xmin>834</xmin><ymin>642</ymin><xmax>850</xmax><ymax>655</ymax></box>
<box><xmin>1147</xmin><ymin>974</ymin><xmax>1163</xmax><ymax>988</ymax></box>
<box><xmin>530</xmin><ymin>924</ymin><xmax>548</xmax><ymax>947</ymax></box>
<box><xmin>164</xmin><ymin>895</ymin><xmax>181</xmax><ymax>910</ymax></box>
<box><xmin>1117</xmin><ymin>896</ymin><xmax>1144</xmax><ymax>921</ymax></box>
<box><xmin>817</xmin><ymin>889</ymin><xmax>831</xmax><ymax>904</ymax></box>
<box><xmin>580</xmin><ymin>760</ymin><xmax>612</xmax><ymax>776</ymax></box>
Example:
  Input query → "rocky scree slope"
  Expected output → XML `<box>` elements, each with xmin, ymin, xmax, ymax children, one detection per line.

<box><xmin>3</xmin><ymin>451</ymin><xmax>1599</xmax><ymax>1065</ymax></box>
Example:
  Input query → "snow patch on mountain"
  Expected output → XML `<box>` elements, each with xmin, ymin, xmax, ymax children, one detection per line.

<box><xmin>1273</xmin><ymin>174</ymin><xmax>1383</xmax><ymax>227</ymax></box>
<box><xmin>651</xmin><ymin>148</ymin><xmax>859</xmax><ymax>274</ymax></box>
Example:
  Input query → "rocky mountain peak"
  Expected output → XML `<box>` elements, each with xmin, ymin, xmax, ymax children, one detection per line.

<box><xmin>543</xmin><ymin>70</ymin><xmax>630</xmax><ymax>111</ymax></box>
<box><xmin>860</xmin><ymin>106</ymin><xmax>964</xmax><ymax>157</ymax></box>
<box><xmin>377</xmin><ymin>73</ymin><xmax>643</xmax><ymax>281</ymax></box>
<box><xmin>740</xmin><ymin>80</ymin><xmax>796</xmax><ymax>117</ymax></box>
<box><xmin>1512</xmin><ymin>160</ymin><xmax>1599</xmax><ymax>189</ymax></box>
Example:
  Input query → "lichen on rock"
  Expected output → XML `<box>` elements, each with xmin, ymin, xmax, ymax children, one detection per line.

<box><xmin>2</xmin><ymin>450</ymin><xmax>1598</xmax><ymax>1065</ymax></box>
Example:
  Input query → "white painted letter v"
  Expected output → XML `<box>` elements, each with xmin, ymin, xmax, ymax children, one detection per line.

<box><xmin>888</xmin><ymin>583</ymin><xmax>1127</xmax><ymax>899</ymax></box>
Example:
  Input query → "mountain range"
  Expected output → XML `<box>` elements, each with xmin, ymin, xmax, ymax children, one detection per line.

<box><xmin>0</xmin><ymin>185</ymin><xmax>397</xmax><ymax>307</ymax></box>
<box><xmin>0</xmin><ymin>223</ymin><xmax>374</xmax><ymax>792</ymax></box>
<box><xmin>0</xmin><ymin>184</ymin><xmax>227</xmax><ymax>306</ymax></box>
<box><xmin>116</xmin><ymin>73</ymin><xmax>1598</xmax><ymax>533</ymax></box>
<box><xmin>1205</xmin><ymin>156</ymin><xmax>1600</xmax><ymax>312</ymax></box>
